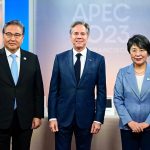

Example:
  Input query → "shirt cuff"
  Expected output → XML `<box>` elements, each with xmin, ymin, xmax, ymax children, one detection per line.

<box><xmin>49</xmin><ymin>118</ymin><xmax>57</xmax><ymax>121</ymax></box>
<box><xmin>94</xmin><ymin>121</ymin><xmax>102</xmax><ymax>124</ymax></box>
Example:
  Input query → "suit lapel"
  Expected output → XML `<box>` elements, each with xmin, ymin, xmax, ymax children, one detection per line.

<box><xmin>17</xmin><ymin>50</ymin><xmax>27</xmax><ymax>85</ymax></box>
<box><xmin>126</xmin><ymin>64</ymin><xmax>140</xmax><ymax>99</ymax></box>
<box><xmin>0</xmin><ymin>48</ymin><xmax>14</xmax><ymax>85</ymax></box>
<box><xmin>79</xmin><ymin>49</ymin><xmax>93</xmax><ymax>85</ymax></box>
<box><xmin>140</xmin><ymin>64</ymin><xmax>150</xmax><ymax>99</ymax></box>
<box><xmin>67</xmin><ymin>50</ymin><xmax>77</xmax><ymax>84</ymax></box>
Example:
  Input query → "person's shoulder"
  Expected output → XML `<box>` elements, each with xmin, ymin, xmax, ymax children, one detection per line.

<box><xmin>118</xmin><ymin>64</ymin><xmax>132</xmax><ymax>75</ymax></box>
<box><xmin>21</xmin><ymin>49</ymin><xmax>35</xmax><ymax>55</ymax></box>
<box><xmin>21</xmin><ymin>49</ymin><xmax>37</xmax><ymax>57</ymax></box>
<box><xmin>56</xmin><ymin>49</ymin><xmax>72</xmax><ymax>57</ymax></box>
<box><xmin>88</xmin><ymin>49</ymin><xmax>104</xmax><ymax>59</ymax></box>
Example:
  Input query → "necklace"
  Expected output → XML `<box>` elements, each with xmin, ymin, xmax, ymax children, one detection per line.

<box><xmin>134</xmin><ymin>70</ymin><xmax>145</xmax><ymax>75</ymax></box>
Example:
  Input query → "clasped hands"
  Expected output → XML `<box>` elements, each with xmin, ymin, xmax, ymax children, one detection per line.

<box><xmin>128</xmin><ymin>121</ymin><xmax>149</xmax><ymax>133</ymax></box>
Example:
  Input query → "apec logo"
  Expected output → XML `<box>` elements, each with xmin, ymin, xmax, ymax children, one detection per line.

<box><xmin>73</xmin><ymin>3</ymin><xmax>131</xmax><ymax>44</ymax></box>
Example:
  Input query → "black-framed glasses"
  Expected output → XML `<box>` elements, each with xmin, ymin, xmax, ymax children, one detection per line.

<box><xmin>4</xmin><ymin>32</ymin><xmax>23</xmax><ymax>39</ymax></box>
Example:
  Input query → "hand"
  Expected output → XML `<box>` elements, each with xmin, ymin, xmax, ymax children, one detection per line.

<box><xmin>128</xmin><ymin>121</ymin><xmax>143</xmax><ymax>133</ymax></box>
<box><xmin>91</xmin><ymin>122</ymin><xmax>101</xmax><ymax>134</ymax></box>
<box><xmin>139</xmin><ymin>122</ymin><xmax>149</xmax><ymax>130</ymax></box>
<box><xmin>49</xmin><ymin>120</ymin><xmax>59</xmax><ymax>132</ymax></box>
<box><xmin>32</xmin><ymin>118</ymin><xmax>42</xmax><ymax>129</ymax></box>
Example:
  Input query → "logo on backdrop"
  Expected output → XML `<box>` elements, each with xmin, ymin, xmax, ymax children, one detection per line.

<box><xmin>73</xmin><ymin>3</ymin><xmax>130</xmax><ymax>45</ymax></box>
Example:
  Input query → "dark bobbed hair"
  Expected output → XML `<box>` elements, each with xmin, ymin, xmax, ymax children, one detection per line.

<box><xmin>69</xmin><ymin>21</ymin><xmax>90</xmax><ymax>35</ymax></box>
<box><xmin>127</xmin><ymin>34</ymin><xmax>150</xmax><ymax>55</ymax></box>
<box><xmin>2</xmin><ymin>20</ymin><xmax>25</xmax><ymax>35</ymax></box>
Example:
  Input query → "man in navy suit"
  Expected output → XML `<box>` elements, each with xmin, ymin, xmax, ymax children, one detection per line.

<box><xmin>48</xmin><ymin>21</ymin><xmax>106</xmax><ymax>150</ymax></box>
<box><xmin>0</xmin><ymin>20</ymin><xmax>44</xmax><ymax>150</ymax></box>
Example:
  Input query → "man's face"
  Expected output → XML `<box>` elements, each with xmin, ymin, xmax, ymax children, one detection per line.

<box><xmin>3</xmin><ymin>24</ymin><xmax>24</xmax><ymax>53</ymax></box>
<box><xmin>70</xmin><ymin>24</ymin><xmax>89</xmax><ymax>52</ymax></box>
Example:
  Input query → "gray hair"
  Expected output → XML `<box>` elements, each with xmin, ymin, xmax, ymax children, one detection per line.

<box><xmin>2</xmin><ymin>20</ymin><xmax>25</xmax><ymax>35</ymax></box>
<box><xmin>69</xmin><ymin>21</ymin><xmax>90</xmax><ymax>35</ymax></box>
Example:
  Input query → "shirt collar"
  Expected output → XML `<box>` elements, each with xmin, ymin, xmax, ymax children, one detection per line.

<box><xmin>5</xmin><ymin>48</ymin><xmax>21</xmax><ymax>58</ymax></box>
<box><xmin>73</xmin><ymin>48</ymin><xmax>87</xmax><ymax>57</ymax></box>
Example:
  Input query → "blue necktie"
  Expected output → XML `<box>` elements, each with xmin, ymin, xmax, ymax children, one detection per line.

<box><xmin>10</xmin><ymin>54</ymin><xmax>18</xmax><ymax>109</ymax></box>
<box><xmin>74</xmin><ymin>53</ymin><xmax>82</xmax><ymax>84</ymax></box>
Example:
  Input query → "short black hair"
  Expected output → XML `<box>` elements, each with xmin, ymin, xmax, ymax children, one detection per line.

<box><xmin>2</xmin><ymin>20</ymin><xmax>25</xmax><ymax>35</ymax></box>
<box><xmin>127</xmin><ymin>34</ymin><xmax>150</xmax><ymax>55</ymax></box>
<box><xmin>69</xmin><ymin>21</ymin><xmax>90</xmax><ymax>35</ymax></box>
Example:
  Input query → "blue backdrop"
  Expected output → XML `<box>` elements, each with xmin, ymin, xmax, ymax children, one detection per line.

<box><xmin>5</xmin><ymin>0</ymin><xmax>29</xmax><ymax>50</ymax></box>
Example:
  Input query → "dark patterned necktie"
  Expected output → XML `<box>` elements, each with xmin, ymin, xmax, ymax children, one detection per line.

<box><xmin>74</xmin><ymin>53</ymin><xmax>82</xmax><ymax>84</ymax></box>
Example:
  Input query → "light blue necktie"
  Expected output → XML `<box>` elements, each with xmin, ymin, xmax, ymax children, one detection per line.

<box><xmin>10</xmin><ymin>54</ymin><xmax>18</xmax><ymax>109</ymax></box>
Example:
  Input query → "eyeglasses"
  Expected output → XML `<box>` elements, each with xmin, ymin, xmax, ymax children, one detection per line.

<box><xmin>130</xmin><ymin>49</ymin><xmax>147</xmax><ymax>55</ymax></box>
<box><xmin>4</xmin><ymin>32</ymin><xmax>23</xmax><ymax>39</ymax></box>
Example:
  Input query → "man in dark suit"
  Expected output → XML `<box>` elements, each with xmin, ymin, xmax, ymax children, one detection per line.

<box><xmin>0</xmin><ymin>20</ymin><xmax>44</xmax><ymax>150</ymax></box>
<box><xmin>48</xmin><ymin>21</ymin><xmax>106</xmax><ymax>150</ymax></box>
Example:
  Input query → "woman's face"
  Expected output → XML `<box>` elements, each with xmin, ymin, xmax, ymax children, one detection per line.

<box><xmin>130</xmin><ymin>44</ymin><xmax>149</xmax><ymax>66</ymax></box>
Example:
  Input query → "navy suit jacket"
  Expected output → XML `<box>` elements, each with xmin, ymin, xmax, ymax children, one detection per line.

<box><xmin>114</xmin><ymin>64</ymin><xmax>150</xmax><ymax>130</ymax></box>
<box><xmin>48</xmin><ymin>49</ymin><xmax>106</xmax><ymax>128</ymax></box>
<box><xmin>0</xmin><ymin>48</ymin><xmax>44</xmax><ymax>129</ymax></box>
